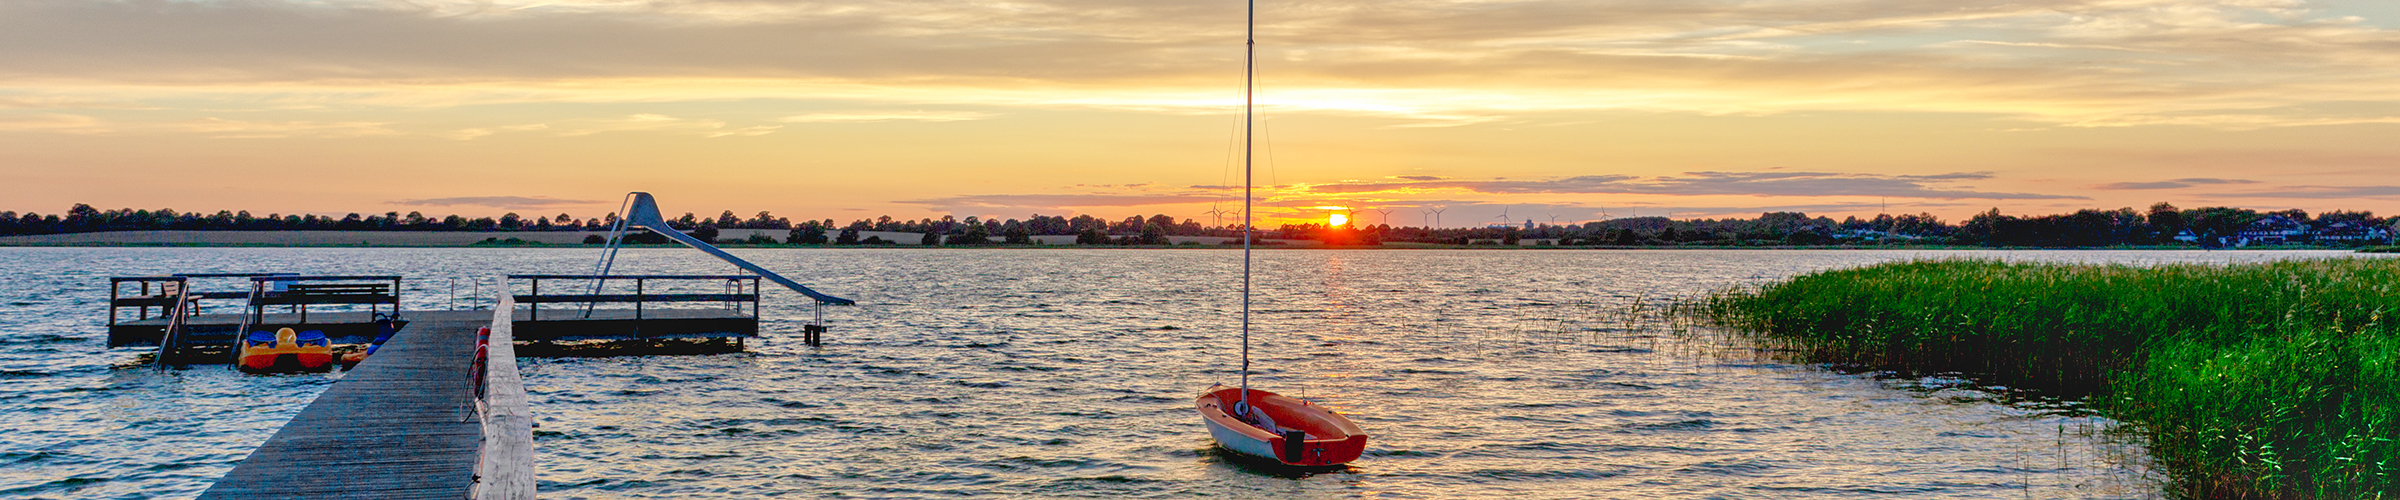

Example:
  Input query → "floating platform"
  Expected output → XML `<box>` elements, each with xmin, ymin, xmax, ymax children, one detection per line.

<box><xmin>115</xmin><ymin>308</ymin><xmax>763</xmax><ymax>349</ymax></box>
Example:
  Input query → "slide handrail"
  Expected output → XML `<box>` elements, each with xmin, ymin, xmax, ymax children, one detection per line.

<box><xmin>603</xmin><ymin>192</ymin><xmax>854</xmax><ymax>305</ymax></box>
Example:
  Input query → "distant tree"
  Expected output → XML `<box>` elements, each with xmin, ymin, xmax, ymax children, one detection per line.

<box><xmin>1139</xmin><ymin>223</ymin><xmax>1168</xmax><ymax>245</ymax></box>
<box><xmin>788</xmin><ymin>223</ymin><xmax>829</xmax><ymax>245</ymax></box>
<box><xmin>2183</xmin><ymin>207</ymin><xmax>2263</xmax><ymax>245</ymax></box>
<box><xmin>948</xmin><ymin>223</ymin><xmax>992</xmax><ymax>245</ymax></box>
<box><xmin>920</xmin><ymin>231</ymin><xmax>941</xmax><ymax>246</ymax></box>
<box><xmin>2147</xmin><ymin>202</ymin><xmax>2184</xmax><ymax>242</ymax></box>
<box><xmin>583</xmin><ymin>234</ymin><xmax>606</xmax><ymax>244</ymax></box>
<box><xmin>836</xmin><ymin>227</ymin><xmax>860</xmax><ymax>245</ymax></box>
<box><xmin>1076</xmin><ymin>227</ymin><xmax>1108</xmax><ymax>245</ymax></box>
<box><xmin>691</xmin><ymin>223</ymin><xmax>719</xmax><ymax>243</ymax></box>
<box><xmin>1002</xmin><ymin>221</ymin><xmax>1032</xmax><ymax>244</ymax></box>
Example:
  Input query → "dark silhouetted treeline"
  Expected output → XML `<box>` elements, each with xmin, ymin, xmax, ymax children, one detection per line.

<box><xmin>0</xmin><ymin>204</ymin><xmax>812</xmax><ymax>236</ymax></box>
<box><xmin>8</xmin><ymin>202</ymin><xmax>2392</xmax><ymax>248</ymax></box>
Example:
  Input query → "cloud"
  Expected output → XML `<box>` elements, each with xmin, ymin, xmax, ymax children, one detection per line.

<box><xmin>1299</xmin><ymin>171</ymin><xmax>2082</xmax><ymax>200</ymax></box>
<box><xmin>545</xmin><ymin>114</ymin><xmax>775</xmax><ymax>137</ymax></box>
<box><xmin>173</xmin><ymin>117</ymin><xmax>399</xmax><ymax>139</ymax></box>
<box><xmin>2216</xmin><ymin>186</ymin><xmax>2400</xmax><ymax>199</ymax></box>
<box><xmin>1</xmin><ymin>0</ymin><xmax>2396</xmax><ymax>128</ymax></box>
<box><xmin>2094</xmin><ymin>181</ymin><xmax>2190</xmax><ymax>190</ymax></box>
<box><xmin>0</xmin><ymin>96</ymin><xmax>148</xmax><ymax>109</ymax></box>
<box><xmin>0</xmin><ymin>113</ymin><xmax>107</xmax><ymax>133</ymax></box>
<box><xmin>1395</xmin><ymin>175</ymin><xmax>1446</xmax><ymax>181</ymax></box>
<box><xmin>2094</xmin><ymin>177</ymin><xmax>2261</xmax><ymax>190</ymax></box>
<box><xmin>391</xmin><ymin>196</ymin><xmax>602</xmax><ymax>207</ymax></box>
<box><xmin>897</xmin><ymin>193</ymin><xmax>1227</xmax><ymax>216</ymax></box>
<box><xmin>779</xmin><ymin>111</ymin><xmax>995</xmax><ymax>123</ymax></box>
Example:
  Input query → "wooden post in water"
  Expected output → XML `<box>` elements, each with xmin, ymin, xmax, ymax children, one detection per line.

<box><xmin>474</xmin><ymin>293</ymin><xmax>536</xmax><ymax>500</ymax></box>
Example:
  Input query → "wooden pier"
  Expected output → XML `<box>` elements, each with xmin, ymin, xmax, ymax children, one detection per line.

<box><xmin>111</xmin><ymin>194</ymin><xmax>866</xmax><ymax>499</ymax></box>
<box><xmin>168</xmin><ymin>275</ymin><xmax>782</xmax><ymax>499</ymax></box>
<box><xmin>197</xmin><ymin>309</ymin><xmax>494</xmax><ymax>500</ymax></box>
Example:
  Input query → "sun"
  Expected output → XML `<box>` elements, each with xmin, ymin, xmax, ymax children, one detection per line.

<box><xmin>1329</xmin><ymin>213</ymin><xmax>1349</xmax><ymax>227</ymax></box>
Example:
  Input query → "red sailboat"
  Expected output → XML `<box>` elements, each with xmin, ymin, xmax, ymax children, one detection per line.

<box><xmin>1193</xmin><ymin>0</ymin><xmax>1368</xmax><ymax>467</ymax></box>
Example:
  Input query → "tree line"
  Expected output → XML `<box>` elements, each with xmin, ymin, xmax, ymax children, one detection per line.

<box><xmin>0</xmin><ymin>204</ymin><xmax>812</xmax><ymax>236</ymax></box>
<box><xmin>6</xmin><ymin>202</ymin><xmax>2392</xmax><ymax>248</ymax></box>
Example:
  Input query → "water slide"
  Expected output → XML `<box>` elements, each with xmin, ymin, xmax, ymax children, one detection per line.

<box><xmin>598</xmin><ymin>192</ymin><xmax>854</xmax><ymax>305</ymax></box>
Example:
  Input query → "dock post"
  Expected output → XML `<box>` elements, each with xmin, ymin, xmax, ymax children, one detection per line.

<box><xmin>804</xmin><ymin>302</ymin><xmax>826</xmax><ymax>346</ymax></box>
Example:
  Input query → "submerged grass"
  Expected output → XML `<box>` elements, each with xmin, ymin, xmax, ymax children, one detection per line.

<box><xmin>1693</xmin><ymin>258</ymin><xmax>2400</xmax><ymax>499</ymax></box>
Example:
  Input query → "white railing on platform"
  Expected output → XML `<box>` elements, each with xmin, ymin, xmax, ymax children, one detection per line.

<box><xmin>475</xmin><ymin>293</ymin><xmax>536</xmax><ymax>499</ymax></box>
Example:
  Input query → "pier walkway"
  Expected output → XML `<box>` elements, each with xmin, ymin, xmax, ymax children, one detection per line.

<box><xmin>197</xmin><ymin>312</ymin><xmax>492</xmax><ymax>500</ymax></box>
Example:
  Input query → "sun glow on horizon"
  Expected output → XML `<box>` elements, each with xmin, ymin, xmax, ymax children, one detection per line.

<box><xmin>1328</xmin><ymin>213</ymin><xmax>1349</xmax><ymax>227</ymax></box>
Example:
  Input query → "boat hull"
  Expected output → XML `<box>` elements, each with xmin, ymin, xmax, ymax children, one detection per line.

<box><xmin>238</xmin><ymin>328</ymin><xmax>335</xmax><ymax>374</ymax></box>
<box><xmin>1196</xmin><ymin>385</ymin><xmax>1367</xmax><ymax>466</ymax></box>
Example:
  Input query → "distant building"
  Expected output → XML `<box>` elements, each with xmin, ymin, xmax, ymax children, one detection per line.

<box><xmin>2315</xmin><ymin>221</ymin><xmax>2392</xmax><ymax>244</ymax></box>
<box><xmin>2235</xmin><ymin>216</ymin><xmax>2309</xmax><ymax>246</ymax></box>
<box><xmin>1832</xmin><ymin>228</ymin><xmax>1918</xmax><ymax>241</ymax></box>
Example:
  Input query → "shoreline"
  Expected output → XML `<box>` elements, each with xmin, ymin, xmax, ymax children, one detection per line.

<box><xmin>1694</xmin><ymin>259</ymin><xmax>2400</xmax><ymax>498</ymax></box>
<box><xmin>0</xmin><ymin>230</ymin><xmax>2369</xmax><ymax>251</ymax></box>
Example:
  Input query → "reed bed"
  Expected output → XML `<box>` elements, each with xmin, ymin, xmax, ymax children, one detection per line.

<box><xmin>1693</xmin><ymin>258</ymin><xmax>2400</xmax><ymax>499</ymax></box>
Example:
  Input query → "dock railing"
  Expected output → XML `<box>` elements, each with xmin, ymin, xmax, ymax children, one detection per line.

<box><xmin>509</xmin><ymin>274</ymin><xmax>760</xmax><ymax>322</ymax></box>
<box><xmin>109</xmin><ymin>273</ymin><xmax>297</xmax><ymax>328</ymax></box>
<box><xmin>475</xmin><ymin>292</ymin><xmax>536</xmax><ymax>500</ymax></box>
<box><xmin>506</xmin><ymin>274</ymin><xmax>766</xmax><ymax>343</ymax></box>
<box><xmin>247</xmin><ymin>275</ymin><xmax>404</xmax><ymax>324</ymax></box>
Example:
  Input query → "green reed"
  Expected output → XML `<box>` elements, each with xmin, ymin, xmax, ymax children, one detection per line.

<box><xmin>1694</xmin><ymin>258</ymin><xmax>2400</xmax><ymax>499</ymax></box>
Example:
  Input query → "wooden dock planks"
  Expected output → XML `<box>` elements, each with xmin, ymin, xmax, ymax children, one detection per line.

<box><xmin>197</xmin><ymin>314</ymin><xmax>488</xmax><ymax>500</ymax></box>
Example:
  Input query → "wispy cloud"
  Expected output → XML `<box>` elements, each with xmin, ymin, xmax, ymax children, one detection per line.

<box><xmin>556</xmin><ymin>114</ymin><xmax>775</xmax><ymax>137</ymax></box>
<box><xmin>0</xmin><ymin>113</ymin><xmax>107</xmax><ymax>133</ymax></box>
<box><xmin>174</xmin><ymin>117</ymin><xmax>399</xmax><ymax>139</ymax></box>
<box><xmin>779</xmin><ymin>111</ymin><xmax>995</xmax><ymax>123</ymax></box>
<box><xmin>2217</xmin><ymin>186</ymin><xmax>2400</xmax><ymax>199</ymax></box>
<box><xmin>391</xmin><ymin>196</ymin><xmax>602</xmax><ymax>208</ymax></box>
<box><xmin>897</xmin><ymin>193</ymin><xmax>1226</xmax><ymax>217</ymax></box>
<box><xmin>1297</xmin><ymin>171</ymin><xmax>2084</xmax><ymax>200</ymax></box>
<box><xmin>1</xmin><ymin>0</ymin><xmax>2395</xmax><ymax>128</ymax></box>
<box><xmin>2093</xmin><ymin>177</ymin><xmax>2260</xmax><ymax>190</ymax></box>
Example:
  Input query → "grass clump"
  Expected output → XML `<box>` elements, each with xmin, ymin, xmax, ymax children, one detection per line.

<box><xmin>1695</xmin><ymin>258</ymin><xmax>2400</xmax><ymax>499</ymax></box>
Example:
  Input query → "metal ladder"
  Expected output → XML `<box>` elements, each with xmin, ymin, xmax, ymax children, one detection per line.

<box><xmin>153</xmin><ymin>290</ymin><xmax>196</xmax><ymax>370</ymax></box>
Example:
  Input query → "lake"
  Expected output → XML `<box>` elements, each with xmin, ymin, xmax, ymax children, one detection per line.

<box><xmin>3</xmin><ymin>247</ymin><xmax>2355</xmax><ymax>499</ymax></box>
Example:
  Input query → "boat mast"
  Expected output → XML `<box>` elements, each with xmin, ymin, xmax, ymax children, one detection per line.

<box><xmin>1239</xmin><ymin>0</ymin><xmax>1255</xmax><ymax>415</ymax></box>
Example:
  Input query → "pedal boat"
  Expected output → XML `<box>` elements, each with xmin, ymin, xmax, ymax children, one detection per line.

<box><xmin>1196</xmin><ymin>385</ymin><xmax>1367</xmax><ymax>466</ymax></box>
<box><xmin>239</xmin><ymin>328</ymin><xmax>335</xmax><ymax>373</ymax></box>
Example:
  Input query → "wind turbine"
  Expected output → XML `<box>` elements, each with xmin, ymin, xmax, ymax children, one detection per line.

<box><xmin>1202</xmin><ymin>203</ymin><xmax>1227</xmax><ymax>229</ymax></box>
<box><xmin>1376</xmin><ymin>208</ymin><xmax>1395</xmax><ymax>227</ymax></box>
<box><xmin>1429</xmin><ymin>205</ymin><xmax>1448</xmax><ymax>228</ymax></box>
<box><xmin>1546</xmin><ymin>213</ymin><xmax>1560</xmax><ymax>227</ymax></box>
<box><xmin>1493</xmin><ymin>208</ymin><xmax>1511</xmax><ymax>227</ymax></box>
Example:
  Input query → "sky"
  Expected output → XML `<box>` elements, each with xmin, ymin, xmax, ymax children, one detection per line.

<box><xmin>2</xmin><ymin>0</ymin><xmax>2397</xmax><ymax>228</ymax></box>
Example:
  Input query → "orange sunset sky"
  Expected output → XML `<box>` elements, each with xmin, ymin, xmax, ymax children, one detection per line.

<box><xmin>2</xmin><ymin>0</ymin><xmax>2397</xmax><ymax>227</ymax></box>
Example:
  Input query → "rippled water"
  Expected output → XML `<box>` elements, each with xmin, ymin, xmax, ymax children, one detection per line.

<box><xmin>1</xmin><ymin>247</ymin><xmax>2364</xmax><ymax>499</ymax></box>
